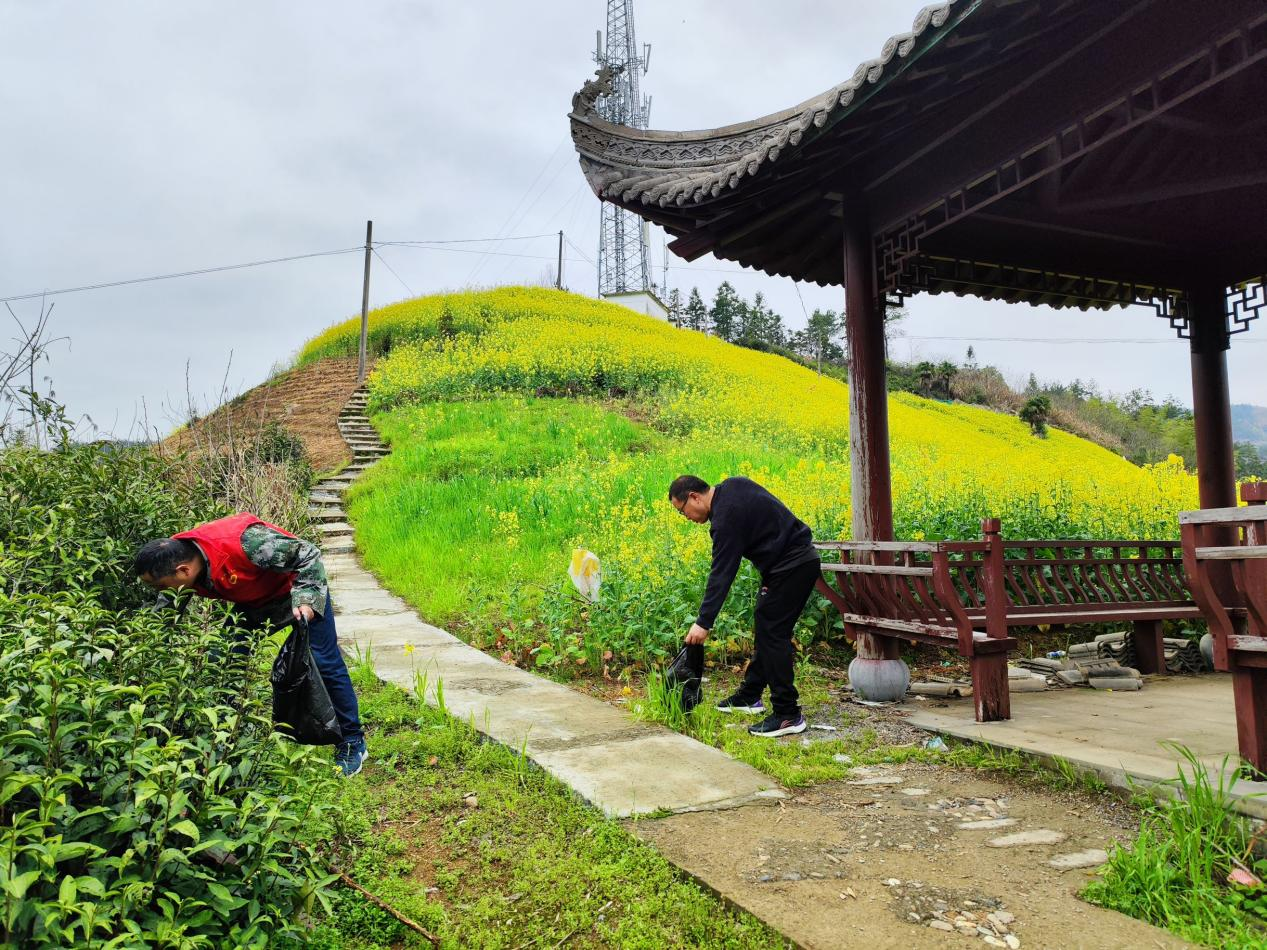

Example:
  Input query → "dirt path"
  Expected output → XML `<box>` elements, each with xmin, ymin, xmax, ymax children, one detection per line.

<box><xmin>630</xmin><ymin>754</ymin><xmax>1191</xmax><ymax>950</ymax></box>
<box><xmin>163</xmin><ymin>356</ymin><xmax>362</xmax><ymax>471</ymax></box>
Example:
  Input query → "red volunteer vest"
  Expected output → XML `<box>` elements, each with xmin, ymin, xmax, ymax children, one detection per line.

<box><xmin>173</xmin><ymin>512</ymin><xmax>296</xmax><ymax>608</ymax></box>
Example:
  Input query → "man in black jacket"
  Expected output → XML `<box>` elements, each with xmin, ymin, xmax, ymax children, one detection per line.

<box><xmin>669</xmin><ymin>474</ymin><xmax>821</xmax><ymax>737</ymax></box>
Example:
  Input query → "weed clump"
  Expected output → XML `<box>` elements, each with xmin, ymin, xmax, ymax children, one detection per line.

<box><xmin>1084</xmin><ymin>746</ymin><xmax>1267</xmax><ymax>948</ymax></box>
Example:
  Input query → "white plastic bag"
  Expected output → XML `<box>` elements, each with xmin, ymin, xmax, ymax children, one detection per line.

<box><xmin>568</xmin><ymin>548</ymin><xmax>602</xmax><ymax>602</ymax></box>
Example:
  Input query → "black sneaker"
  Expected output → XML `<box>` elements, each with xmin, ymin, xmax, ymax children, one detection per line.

<box><xmin>715</xmin><ymin>693</ymin><xmax>765</xmax><ymax>714</ymax></box>
<box><xmin>748</xmin><ymin>713</ymin><xmax>807</xmax><ymax>738</ymax></box>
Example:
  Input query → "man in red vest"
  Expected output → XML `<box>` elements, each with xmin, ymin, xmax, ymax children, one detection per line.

<box><xmin>133</xmin><ymin>512</ymin><xmax>366</xmax><ymax>776</ymax></box>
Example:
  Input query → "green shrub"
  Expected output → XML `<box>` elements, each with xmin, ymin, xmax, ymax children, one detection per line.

<box><xmin>0</xmin><ymin>440</ymin><xmax>339</xmax><ymax>947</ymax></box>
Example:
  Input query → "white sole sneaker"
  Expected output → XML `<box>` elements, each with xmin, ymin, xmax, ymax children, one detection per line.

<box><xmin>749</xmin><ymin>717</ymin><xmax>807</xmax><ymax>738</ymax></box>
<box><xmin>715</xmin><ymin>700</ymin><xmax>765</xmax><ymax>714</ymax></box>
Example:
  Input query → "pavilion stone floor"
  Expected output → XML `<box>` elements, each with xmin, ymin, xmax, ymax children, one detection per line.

<box><xmin>905</xmin><ymin>673</ymin><xmax>1267</xmax><ymax>819</ymax></box>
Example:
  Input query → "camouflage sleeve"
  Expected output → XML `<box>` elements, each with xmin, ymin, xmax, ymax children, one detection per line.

<box><xmin>240</xmin><ymin>523</ymin><xmax>329</xmax><ymax>616</ymax></box>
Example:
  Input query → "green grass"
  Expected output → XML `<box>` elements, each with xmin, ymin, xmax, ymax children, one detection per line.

<box><xmin>291</xmin><ymin>661</ymin><xmax>788</xmax><ymax>949</ymax></box>
<box><xmin>1083</xmin><ymin>746</ymin><xmax>1267</xmax><ymax>948</ymax></box>
<box><xmin>346</xmin><ymin>398</ymin><xmax>651</xmax><ymax>622</ymax></box>
<box><xmin>630</xmin><ymin>659</ymin><xmax>1128</xmax><ymax>793</ymax></box>
<box><xmin>344</xmin><ymin>396</ymin><xmax>806</xmax><ymax>657</ymax></box>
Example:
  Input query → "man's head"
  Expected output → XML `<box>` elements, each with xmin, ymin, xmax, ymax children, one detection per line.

<box><xmin>133</xmin><ymin>538</ymin><xmax>203</xmax><ymax>591</ymax></box>
<box><xmin>668</xmin><ymin>474</ymin><xmax>712</xmax><ymax>524</ymax></box>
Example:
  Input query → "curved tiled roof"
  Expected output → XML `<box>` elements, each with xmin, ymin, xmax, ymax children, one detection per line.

<box><xmin>569</xmin><ymin>2</ymin><xmax>960</xmax><ymax>209</ymax></box>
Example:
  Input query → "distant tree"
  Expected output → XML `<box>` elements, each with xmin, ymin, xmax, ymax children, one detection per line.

<box><xmin>964</xmin><ymin>346</ymin><xmax>977</xmax><ymax>368</ymax></box>
<box><xmin>915</xmin><ymin>361</ymin><xmax>936</xmax><ymax>397</ymax></box>
<box><xmin>801</xmin><ymin>308</ymin><xmax>844</xmax><ymax>366</ymax></box>
<box><xmin>840</xmin><ymin>302</ymin><xmax>907</xmax><ymax>356</ymax></box>
<box><xmin>682</xmin><ymin>287</ymin><xmax>709</xmax><ymax>332</ymax></box>
<box><xmin>735</xmin><ymin>292</ymin><xmax>786</xmax><ymax>349</ymax></box>
<box><xmin>1235</xmin><ymin>442</ymin><xmax>1267</xmax><ymax>480</ymax></box>
<box><xmin>883</xmin><ymin>303</ymin><xmax>909</xmax><ymax>353</ymax></box>
<box><xmin>765</xmin><ymin>308</ymin><xmax>786</xmax><ymax>348</ymax></box>
<box><xmin>665</xmin><ymin>287</ymin><xmax>682</xmax><ymax>327</ymax></box>
<box><xmin>1020</xmin><ymin>395</ymin><xmax>1052</xmax><ymax>437</ymax></box>
<box><xmin>936</xmin><ymin>360</ymin><xmax>958</xmax><ymax>399</ymax></box>
<box><xmin>709</xmin><ymin>281</ymin><xmax>743</xmax><ymax>342</ymax></box>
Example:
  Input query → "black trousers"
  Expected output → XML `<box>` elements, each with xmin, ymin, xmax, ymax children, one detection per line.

<box><xmin>734</xmin><ymin>559</ymin><xmax>821</xmax><ymax>718</ymax></box>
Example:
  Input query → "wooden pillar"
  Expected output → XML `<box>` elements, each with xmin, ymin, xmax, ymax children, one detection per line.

<box><xmin>973</xmin><ymin>518</ymin><xmax>1010</xmax><ymax>720</ymax></box>
<box><xmin>1189</xmin><ymin>282</ymin><xmax>1236</xmax><ymax>510</ymax></box>
<box><xmin>1237</xmin><ymin>484</ymin><xmax>1267</xmax><ymax>773</ymax></box>
<box><xmin>1188</xmin><ymin>282</ymin><xmax>1266</xmax><ymax>771</ymax></box>
<box><xmin>843</xmin><ymin>199</ymin><xmax>898</xmax><ymax>663</ymax></box>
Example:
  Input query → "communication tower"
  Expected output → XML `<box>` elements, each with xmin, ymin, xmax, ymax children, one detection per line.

<box><xmin>594</xmin><ymin>1</ymin><xmax>652</xmax><ymax>297</ymax></box>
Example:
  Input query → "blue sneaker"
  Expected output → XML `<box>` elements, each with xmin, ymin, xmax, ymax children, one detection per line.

<box><xmin>335</xmin><ymin>737</ymin><xmax>368</xmax><ymax>777</ymax></box>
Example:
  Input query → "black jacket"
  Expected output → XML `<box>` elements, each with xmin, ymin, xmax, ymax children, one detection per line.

<box><xmin>695</xmin><ymin>477</ymin><xmax>818</xmax><ymax>629</ymax></box>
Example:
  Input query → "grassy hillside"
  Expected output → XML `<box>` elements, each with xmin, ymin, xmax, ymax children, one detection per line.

<box><xmin>299</xmin><ymin>287</ymin><xmax>1198</xmax><ymax>670</ymax></box>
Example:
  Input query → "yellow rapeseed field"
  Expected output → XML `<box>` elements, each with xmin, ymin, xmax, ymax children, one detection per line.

<box><xmin>301</xmin><ymin>286</ymin><xmax>1196</xmax><ymax>539</ymax></box>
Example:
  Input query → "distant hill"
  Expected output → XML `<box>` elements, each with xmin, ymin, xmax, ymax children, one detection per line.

<box><xmin>1232</xmin><ymin>404</ymin><xmax>1267</xmax><ymax>452</ymax></box>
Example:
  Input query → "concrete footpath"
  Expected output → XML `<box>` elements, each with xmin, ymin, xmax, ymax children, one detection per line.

<box><xmin>906</xmin><ymin>674</ymin><xmax>1267</xmax><ymax>819</ymax></box>
<box><xmin>312</xmin><ymin>389</ymin><xmax>783</xmax><ymax>818</ymax></box>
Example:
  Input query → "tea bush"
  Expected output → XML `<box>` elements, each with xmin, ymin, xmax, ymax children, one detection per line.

<box><xmin>0</xmin><ymin>440</ymin><xmax>339</xmax><ymax>947</ymax></box>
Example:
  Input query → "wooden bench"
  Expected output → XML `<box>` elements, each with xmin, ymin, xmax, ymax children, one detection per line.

<box><xmin>815</xmin><ymin>518</ymin><xmax>1199</xmax><ymax>721</ymax></box>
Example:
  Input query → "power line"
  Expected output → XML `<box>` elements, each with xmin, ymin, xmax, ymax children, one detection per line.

<box><xmin>376</xmin><ymin>233</ymin><xmax>557</xmax><ymax>246</ymax></box>
<box><xmin>466</xmin><ymin>140</ymin><xmax>570</xmax><ymax>284</ymax></box>
<box><xmin>388</xmin><ymin>243</ymin><xmax>592</xmax><ymax>264</ymax></box>
<box><xmin>372</xmin><ymin>247</ymin><xmax>415</xmax><ymax>297</ymax></box>
<box><xmin>0</xmin><ymin>246</ymin><xmax>364</xmax><ymax>304</ymax></box>
<box><xmin>563</xmin><ymin>235</ymin><xmax>597</xmax><ymax>268</ymax></box>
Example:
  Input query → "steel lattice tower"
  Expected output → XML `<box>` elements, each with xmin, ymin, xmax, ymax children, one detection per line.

<box><xmin>595</xmin><ymin>0</ymin><xmax>652</xmax><ymax>296</ymax></box>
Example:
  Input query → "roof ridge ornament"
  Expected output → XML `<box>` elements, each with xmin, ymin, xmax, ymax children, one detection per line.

<box><xmin>572</xmin><ymin>66</ymin><xmax>618</xmax><ymax>117</ymax></box>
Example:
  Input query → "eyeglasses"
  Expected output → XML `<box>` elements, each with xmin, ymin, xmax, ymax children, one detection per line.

<box><xmin>672</xmin><ymin>497</ymin><xmax>690</xmax><ymax>517</ymax></box>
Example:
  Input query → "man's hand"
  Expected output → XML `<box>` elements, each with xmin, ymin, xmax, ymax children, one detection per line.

<box><xmin>293</xmin><ymin>604</ymin><xmax>316</xmax><ymax>624</ymax></box>
<box><xmin>685</xmin><ymin>622</ymin><xmax>709</xmax><ymax>645</ymax></box>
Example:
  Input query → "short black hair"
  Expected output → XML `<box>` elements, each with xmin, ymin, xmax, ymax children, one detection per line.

<box><xmin>133</xmin><ymin>538</ymin><xmax>199</xmax><ymax>579</ymax></box>
<box><xmin>668</xmin><ymin>475</ymin><xmax>710</xmax><ymax>502</ymax></box>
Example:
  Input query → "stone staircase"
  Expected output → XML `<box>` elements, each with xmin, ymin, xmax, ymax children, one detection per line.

<box><xmin>307</xmin><ymin>386</ymin><xmax>384</xmax><ymax>556</ymax></box>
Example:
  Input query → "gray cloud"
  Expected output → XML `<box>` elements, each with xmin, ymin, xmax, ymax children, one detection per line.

<box><xmin>1</xmin><ymin>1</ymin><xmax>1253</xmax><ymax>437</ymax></box>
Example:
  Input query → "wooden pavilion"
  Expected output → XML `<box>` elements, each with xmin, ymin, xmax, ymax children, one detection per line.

<box><xmin>569</xmin><ymin>0</ymin><xmax>1267</xmax><ymax>766</ymax></box>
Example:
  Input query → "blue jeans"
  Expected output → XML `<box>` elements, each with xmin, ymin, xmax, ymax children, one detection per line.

<box><xmin>306</xmin><ymin>595</ymin><xmax>364</xmax><ymax>744</ymax></box>
<box><xmin>239</xmin><ymin>593</ymin><xmax>364</xmax><ymax>745</ymax></box>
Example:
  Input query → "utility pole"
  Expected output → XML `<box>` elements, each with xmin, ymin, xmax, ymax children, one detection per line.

<box><xmin>557</xmin><ymin>230</ymin><xmax>564</xmax><ymax>290</ymax></box>
<box><xmin>358</xmin><ymin>220</ymin><xmax>373</xmax><ymax>384</ymax></box>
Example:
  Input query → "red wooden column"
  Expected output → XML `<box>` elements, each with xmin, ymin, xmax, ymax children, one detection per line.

<box><xmin>1187</xmin><ymin>282</ymin><xmax>1267</xmax><ymax>771</ymax></box>
<box><xmin>975</xmin><ymin>519</ymin><xmax>1011</xmax><ymax>720</ymax></box>
<box><xmin>1236</xmin><ymin>484</ymin><xmax>1267</xmax><ymax>772</ymax></box>
<box><xmin>1188</xmin><ymin>282</ymin><xmax>1237</xmax><ymax>511</ymax></box>
<box><xmin>841</xmin><ymin>198</ymin><xmax>905</xmax><ymax>698</ymax></box>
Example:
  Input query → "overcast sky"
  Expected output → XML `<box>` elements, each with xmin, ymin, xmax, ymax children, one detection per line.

<box><xmin>3</xmin><ymin>1</ymin><xmax>1263</xmax><ymax>437</ymax></box>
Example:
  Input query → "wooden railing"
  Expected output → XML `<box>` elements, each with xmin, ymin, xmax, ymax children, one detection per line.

<box><xmin>816</xmin><ymin>519</ymin><xmax>1198</xmax><ymax>721</ymax></box>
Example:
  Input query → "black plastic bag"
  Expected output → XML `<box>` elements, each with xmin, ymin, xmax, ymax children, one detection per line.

<box><xmin>664</xmin><ymin>642</ymin><xmax>704</xmax><ymax>712</ymax></box>
<box><xmin>270</xmin><ymin>619</ymin><xmax>342</xmax><ymax>745</ymax></box>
